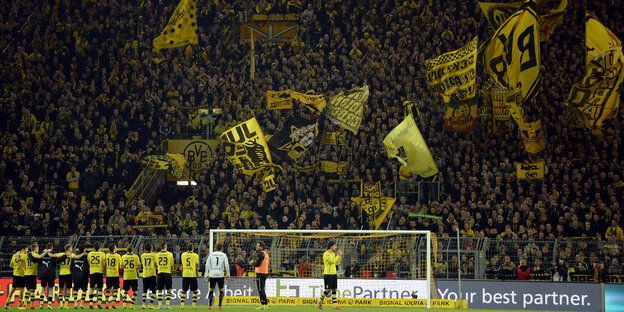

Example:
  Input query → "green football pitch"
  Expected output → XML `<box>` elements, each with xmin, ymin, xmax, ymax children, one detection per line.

<box><xmin>2</xmin><ymin>306</ymin><xmax>575</xmax><ymax>312</ymax></box>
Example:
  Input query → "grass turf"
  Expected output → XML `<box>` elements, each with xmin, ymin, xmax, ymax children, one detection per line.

<box><xmin>2</xmin><ymin>306</ymin><xmax>576</xmax><ymax>312</ymax></box>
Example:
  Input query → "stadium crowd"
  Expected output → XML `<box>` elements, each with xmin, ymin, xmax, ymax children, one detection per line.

<box><xmin>1</xmin><ymin>0</ymin><xmax>624</xmax><ymax>280</ymax></box>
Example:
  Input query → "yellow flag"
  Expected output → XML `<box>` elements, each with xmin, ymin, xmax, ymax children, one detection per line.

<box><xmin>153</xmin><ymin>0</ymin><xmax>198</xmax><ymax>50</ymax></box>
<box><xmin>141</xmin><ymin>153</ymin><xmax>186</xmax><ymax>178</ymax></box>
<box><xmin>267</xmin><ymin>90</ymin><xmax>293</xmax><ymax>109</ymax></box>
<box><xmin>516</xmin><ymin>161</ymin><xmax>545</xmax><ymax>179</ymax></box>
<box><xmin>491</xmin><ymin>86</ymin><xmax>512</xmax><ymax>121</ymax></box>
<box><xmin>519</xmin><ymin>120</ymin><xmax>545</xmax><ymax>153</ymax></box>
<box><xmin>320</xmin><ymin>131</ymin><xmax>347</xmax><ymax>146</ymax></box>
<box><xmin>567</xmin><ymin>16</ymin><xmax>624</xmax><ymax>135</ymax></box>
<box><xmin>539</xmin><ymin>0</ymin><xmax>567</xmax><ymax>41</ymax></box>
<box><xmin>483</xmin><ymin>0</ymin><xmax>540</xmax><ymax>102</ymax></box>
<box><xmin>325</xmin><ymin>86</ymin><xmax>369</xmax><ymax>134</ymax></box>
<box><xmin>505</xmin><ymin>91</ymin><xmax>526</xmax><ymax>125</ymax></box>
<box><xmin>220</xmin><ymin>117</ymin><xmax>274</xmax><ymax>175</ymax></box>
<box><xmin>425</xmin><ymin>37</ymin><xmax>478</xmax><ymax>102</ymax></box>
<box><xmin>351</xmin><ymin>182</ymin><xmax>396</xmax><ymax>230</ymax></box>
<box><xmin>383</xmin><ymin>112</ymin><xmax>438</xmax><ymax>177</ymax></box>
<box><xmin>290</xmin><ymin>91</ymin><xmax>327</xmax><ymax>114</ymax></box>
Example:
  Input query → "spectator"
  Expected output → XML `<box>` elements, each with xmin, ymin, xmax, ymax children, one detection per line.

<box><xmin>500</xmin><ymin>256</ymin><xmax>516</xmax><ymax>279</ymax></box>
<box><xmin>605</xmin><ymin>220</ymin><xmax>624</xmax><ymax>241</ymax></box>
<box><xmin>344</xmin><ymin>256</ymin><xmax>360</xmax><ymax>278</ymax></box>
<box><xmin>298</xmin><ymin>256</ymin><xmax>311</xmax><ymax>277</ymax></box>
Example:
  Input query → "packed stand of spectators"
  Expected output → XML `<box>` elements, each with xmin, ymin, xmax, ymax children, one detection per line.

<box><xmin>1</xmin><ymin>0</ymin><xmax>624</xmax><ymax>279</ymax></box>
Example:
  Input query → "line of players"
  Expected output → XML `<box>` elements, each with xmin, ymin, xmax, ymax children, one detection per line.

<box><xmin>5</xmin><ymin>242</ymin><xmax>230</xmax><ymax>310</ymax></box>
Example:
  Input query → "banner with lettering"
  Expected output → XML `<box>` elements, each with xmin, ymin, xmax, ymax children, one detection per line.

<box><xmin>153</xmin><ymin>0</ymin><xmax>198</xmax><ymax>50</ymax></box>
<box><xmin>491</xmin><ymin>86</ymin><xmax>512</xmax><ymax>120</ymax></box>
<box><xmin>519</xmin><ymin>120</ymin><xmax>545</xmax><ymax>153</ymax></box>
<box><xmin>267</xmin><ymin>90</ymin><xmax>293</xmax><ymax>109</ymax></box>
<box><xmin>516</xmin><ymin>161</ymin><xmax>545</xmax><ymax>179</ymax></box>
<box><xmin>320</xmin><ymin>131</ymin><xmax>347</xmax><ymax>146</ymax></box>
<box><xmin>383</xmin><ymin>110</ymin><xmax>438</xmax><ymax>178</ymax></box>
<box><xmin>141</xmin><ymin>153</ymin><xmax>186</xmax><ymax>178</ymax></box>
<box><xmin>220</xmin><ymin>118</ymin><xmax>274</xmax><ymax>176</ymax></box>
<box><xmin>294</xmin><ymin>161</ymin><xmax>349</xmax><ymax>175</ymax></box>
<box><xmin>351</xmin><ymin>182</ymin><xmax>396</xmax><ymax>230</ymax></box>
<box><xmin>482</xmin><ymin>0</ymin><xmax>540</xmax><ymax>102</ymax></box>
<box><xmin>567</xmin><ymin>16</ymin><xmax>624</xmax><ymax>135</ymax></box>
<box><xmin>425</xmin><ymin>37</ymin><xmax>478</xmax><ymax>103</ymax></box>
<box><xmin>444</xmin><ymin>97</ymin><xmax>478</xmax><ymax>132</ymax></box>
<box><xmin>267</xmin><ymin>116</ymin><xmax>319</xmax><ymax>163</ymax></box>
<box><xmin>324</xmin><ymin>86</ymin><xmax>369</xmax><ymax>134</ymax></box>
<box><xmin>290</xmin><ymin>91</ymin><xmax>327</xmax><ymax>115</ymax></box>
<box><xmin>479</xmin><ymin>0</ymin><xmax>567</xmax><ymax>42</ymax></box>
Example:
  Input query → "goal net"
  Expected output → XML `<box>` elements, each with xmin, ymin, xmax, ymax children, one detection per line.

<box><xmin>209</xmin><ymin>229</ymin><xmax>436</xmax><ymax>308</ymax></box>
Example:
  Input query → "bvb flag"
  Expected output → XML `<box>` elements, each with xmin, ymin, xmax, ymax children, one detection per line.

<box><xmin>351</xmin><ymin>182</ymin><xmax>396</xmax><ymax>230</ymax></box>
<box><xmin>267</xmin><ymin>116</ymin><xmax>319</xmax><ymax>163</ymax></box>
<box><xmin>425</xmin><ymin>37</ymin><xmax>478</xmax><ymax>103</ymax></box>
<box><xmin>519</xmin><ymin>120</ymin><xmax>545</xmax><ymax>153</ymax></box>
<box><xmin>267</xmin><ymin>90</ymin><xmax>293</xmax><ymax>109</ymax></box>
<box><xmin>383</xmin><ymin>108</ymin><xmax>438</xmax><ymax>178</ymax></box>
<box><xmin>482</xmin><ymin>0</ymin><xmax>540</xmax><ymax>103</ymax></box>
<box><xmin>516</xmin><ymin>161</ymin><xmax>545</xmax><ymax>180</ymax></box>
<box><xmin>444</xmin><ymin>97</ymin><xmax>478</xmax><ymax>132</ymax></box>
<box><xmin>324</xmin><ymin>86</ymin><xmax>369</xmax><ymax>134</ymax></box>
<box><xmin>153</xmin><ymin>0</ymin><xmax>198</xmax><ymax>51</ymax></box>
<box><xmin>567</xmin><ymin>16</ymin><xmax>624</xmax><ymax>135</ymax></box>
<box><xmin>141</xmin><ymin>153</ymin><xmax>186</xmax><ymax>178</ymax></box>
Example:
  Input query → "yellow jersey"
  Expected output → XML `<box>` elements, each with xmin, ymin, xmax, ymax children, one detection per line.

<box><xmin>87</xmin><ymin>251</ymin><xmax>106</xmax><ymax>274</ymax></box>
<box><xmin>106</xmin><ymin>253</ymin><xmax>122</xmax><ymax>277</ymax></box>
<box><xmin>24</xmin><ymin>253</ymin><xmax>40</xmax><ymax>276</ymax></box>
<box><xmin>56</xmin><ymin>253</ymin><xmax>75</xmax><ymax>275</ymax></box>
<box><xmin>11</xmin><ymin>253</ymin><xmax>27</xmax><ymax>276</ymax></box>
<box><xmin>121</xmin><ymin>254</ymin><xmax>140</xmax><ymax>280</ymax></box>
<box><xmin>181</xmin><ymin>252</ymin><xmax>199</xmax><ymax>278</ymax></box>
<box><xmin>156</xmin><ymin>251</ymin><xmax>174</xmax><ymax>274</ymax></box>
<box><xmin>323</xmin><ymin>250</ymin><xmax>341</xmax><ymax>275</ymax></box>
<box><xmin>141</xmin><ymin>252</ymin><xmax>157</xmax><ymax>278</ymax></box>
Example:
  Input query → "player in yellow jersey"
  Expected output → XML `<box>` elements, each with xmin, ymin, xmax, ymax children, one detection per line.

<box><xmin>155</xmin><ymin>243</ymin><xmax>174</xmax><ymax>309</ymax></box>
<box><xmin>87</xmin><ymin>243</ymin><xmax>107</xmax><ymax>308</ymax></box>
<box><xmin>105</xmin><ymin>244</ymin><xmax>122</xmax><ymax>309</ymax></box>
<box><xmin>120</xmin><ymin>246</ymin><xmax>141</xmax><ymax>309</ymax></box>
<box><xmin>56</xmin><ymin>244</ymin><xmax>86</xmax><ymax>309</ymax></box>
<box><xmin>140</xmin><ymin>243</ymin><xmax>157</xmax><ymax>308</ymax></box>
<box><xmin>317</xmin><ymin>241</ymin><xmax>343</xmax><ymax>310</ymax></box>
<box><xmin>5</xmin><ymin>245</ymin><xmax>28</xmax><ymax>309</ymax></box>
<box><xmin>180</xmin><ymin>244</ymin><xmax>199</xmax><ymax>309</ymax></box>
<box><xmin>24</xmin><ymin>243</ymin><xmax>51</xmax><ymax>309</ymax></box>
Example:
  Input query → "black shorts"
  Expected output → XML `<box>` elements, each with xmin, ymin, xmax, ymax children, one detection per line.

<box><xmin>323</xmin><ymin>274</ymin><xmax>338</xmax><ymax>290</ymax></box>
<box><xmin>182</xmin><ymin>277</ymin><xmax>198</xmax><ymax>292</ymax></box>
<box><xmin>157</xmin><ymin>273</ymin><xmax>172</xmax><ymax>290</ymax></box>
<box><xmin>59</xmin><ymin>275</ymin><xmax>72</xmax><ymax>289</ymax></box>
<box><xmin>106</xmin><ymin>276</ymin><xmax>120</xmax><ymax>289</ymax></box>
<box><xmin>123</xmin><ymin>280</ymin><xmax>138</xmax><ymax>292</ymax></box>
<box><xmin>12</xmin><ymin>275</ymin><xmax>25</xmax><ymax>288</ymax></box>
<box><xmin>73</xmin><ymin>275</ymin><xmax>89</xmax><ymax>291</ymax></box>
<box><xmin>40</xmin><ymin>277</ymin><xmax>55</xmax><ymax>288</ymax></box>
<box><xmin>208</xmin><ymin>277</ymin><xmax>224</xmax><ymax>290</ymax></box>
<box><xmin>24</xmin><ymin>275</ymin><xmax>37</xmax><ymax>290</ymax></box>
<box><xmin>90</xmin><ymin>273</ymin><xmax>104</xmax><ymax>289</ymax></box>
<box><xmin>142</xmin><ymin>276</ymin><xmax>157</xmax><ymax>292</ymax></box>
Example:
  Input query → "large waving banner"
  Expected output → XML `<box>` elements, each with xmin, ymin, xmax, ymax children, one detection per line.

<box><xmin>324</xmin><ymin>86</ymin><xmax>369</xmax><ymax>134</ymax></box>
<box><xmin>516</xmin><ymin>161</ymin><xmax>545</xmax><ymax>180</ymax></box>
<box><xmin>483</xmin><ymin>0</ymin><xmax>540</xmax><ymax>102</ymax></box>
<box><xmin>351</xmin><ymin>182</ymin><xmax>396</xmax><ymax>230</ymax></box>
<box><xmin>383</xmin><ymin>112</ymin><xmax>438</xmax><ymax>178</ymax></box>
<box><xmin>567</xmin><ymin>17</ymin><xmax>624</xmax><ymax>135</ymax></box>
<box><xmin>425</xmin><ymin>37</ymin><xmax>478</xmax><ymax>103</ymax></box>
<box><xmin>220</xmin><ymin>118</ymin><xmax>274</xmax><ymax>175</ymax></box>
<box><xmin>267</xmin><ymin>117</ymin><xmax>319</xmax><ymax>163</ymax></box>
<box><xmin>444</xmin><ymin>97</ymin><xmax>478</xmax><ymax>132</ymax></box>
<box><xmin>153</xmin><ymin>0</ymin><xmax>198</xmax><ymax>50</ymax></box>
<box><xmin>479</xmin><ymin>0</ymin><xmax>567</xmax><ymax>41</ymax></box>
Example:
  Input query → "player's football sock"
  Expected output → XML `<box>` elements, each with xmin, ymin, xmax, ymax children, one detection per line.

<box><xmin>208</xmin><ymin>290</ymin><xmax>214</xmax><ymax>307</ymax></box>
<box><xmin>40</xmin><ymin>293</ymin><xmax>45</xmax><ymax>306</ymax></box>
<box><xmin>192</xmin><ymin>292</ymin><xmax>197</xmax><ymax>307</ymax></box>
<box><xmin>131</xmin><ymin>293</ymin><xmax>136</xmax><ymax>305</ymax></box>
<box><xmin>180</xmin><ymin>292</ymin><xmax>185</xmax><ymax>307</ymax></box>
<box><xmin>332</xmin><ymin>291</ymin><xmax>337</xmax><ymax>305</ymax></box>
<box><xmin>157</xmin><ymin>292</ymin><xmax>162</xmax><ymax>306</ymax></box>
<box><xmin>218</xmin><ymin>291</ymin><xmax>224</xmax><ymax>307</ymax></box>
<box><xmin>48</xmin><ymin>296</ymin><xmax>53</xmax><ymax>307</ymax></box>
<box><xmin>165</xmin><ymin>291</ymin><xmax>170</xmax><ymax>306</ymax></box>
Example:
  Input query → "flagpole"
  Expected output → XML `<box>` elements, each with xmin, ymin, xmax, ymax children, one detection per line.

<box><xmin>250</xmin><ymin>29</ymin><xmax>255</xmax><ymax>81</ymax></box>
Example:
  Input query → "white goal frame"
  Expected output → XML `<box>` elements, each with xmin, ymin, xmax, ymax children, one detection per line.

<box><xmin>209</xmin><ymin>229</ymin><xmax>432</xmax><ymax>308</ymax></box>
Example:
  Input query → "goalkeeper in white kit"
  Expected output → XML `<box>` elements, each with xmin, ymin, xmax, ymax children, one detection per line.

<box><xmin>204</xmin><ymin>244</ymin><xmax>230</xmax><ymax>310</ymax></box>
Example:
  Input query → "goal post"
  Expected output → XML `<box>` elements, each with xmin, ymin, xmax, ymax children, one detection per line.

<box><xmin>209</xmin><ymin>229</ymin><xmax>433</xmax><ymax>308</ymax></box>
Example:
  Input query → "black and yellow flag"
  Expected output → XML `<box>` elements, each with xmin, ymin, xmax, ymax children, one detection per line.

<box><xmin>267</xmin><ymin>116</ymin><xmax>319</xmax><ymax>163</ymax></box>
<box><xmin>567</xmin><ymin>16</ymin><xmax>624</xmax><ymax>135</ymax></box>
<box><xmin>294</xmin><ymin>161</ymin><xmax>349</xmax><ymax>174</ymax></box>
<box><xmin>478</xmin><ymin>0</ymin><xmax>567</xmax><ymax>42</ymax></box>
<box><xmin>220</xmin><ymin>118</ymin><xmax>274</xmax><ymax>176</ymax></box>
<box><xmin>267</xmin><ymin>90</ymin><xmax>293</xmax><ymax>109</ymax></box>
<box><xmin>320</xmin><ymin>131</ymin><xmax>346</xmax><ymax>146</ymax></box>
<box><xmin>425</xmin><ymin>37</ymin><xmax>478</xmax><ymax>103</ymax></box>
<box><xmin>519</xmin><ymin>120</ymin><xmax>545</xmax><ymax>153</ymax></box>
<box><xmin>444</xmin><ymin>97</ymin><xmax>478</xmax><ymax>132</ymax></box>
<box><xmin>383</xmin><ymin>109</ymin><xmax>438</xmax><ymax>177</ymax></box>
<box><xmin>290</xmin><ymin>91</ymin><xmax>327</xmax><ymax>115</ymax></box>
<box><xmin>482</xmin><ymin>0</ymin><xmax>540</xmax><ymax>102</ymax></box>
<box><xmin>491</xmin><ymin>86</ymin><xmax>512</xmax><ymax>121</ymax></box>
<box><xmin>153</xmin><ymin>0</ymin><xmax>199</xmax><ymax>51</ymax></box>
<box><xmin>351</xmin><ymin>182</ymin><xmax>396</xmax><ymax>230</ymax></box>
<box><xmin>324</xmin><ymin>86</ymin><xmax>369</xmax><ymax>134</ymax></box>
<box><xmin>515</xmin><ymin>161</ymin><xmax>545</xmax><ymax>180</ymax></box>
<box><xmin>141</xmin><ymin>153</ymin><xmax>186</xmax><ymax>178</ymax></box>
